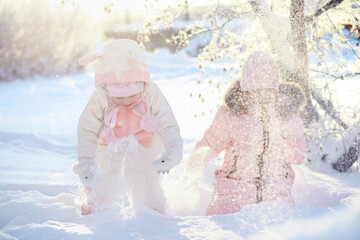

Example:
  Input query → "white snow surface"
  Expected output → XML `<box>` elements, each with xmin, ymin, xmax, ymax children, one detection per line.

<box><xmin>0</xmin><ymin>49</ymin><xmax>360</xmax><ymax>240</ymax></box>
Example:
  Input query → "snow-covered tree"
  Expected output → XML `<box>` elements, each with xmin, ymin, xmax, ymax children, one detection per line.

<box><xmin>136</xmin><ymin>0</ymin><xmax>360</xmax><ymax>170</ymax></box>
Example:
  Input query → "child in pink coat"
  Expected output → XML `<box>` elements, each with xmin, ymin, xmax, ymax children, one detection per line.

<box><xmin>73</xmin><ymin>39</ymin><xmax>183</xmax><ymax>215</ymax></box>
<box><xmin>187</xmin><ymin>52</ymin><xmax>306</xmax><ymax>215</ymax></box>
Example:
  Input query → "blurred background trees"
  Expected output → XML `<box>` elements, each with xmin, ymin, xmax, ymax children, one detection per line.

<box><xmin>0</xmin><ymin>0</ymin><xmax>106</xmax><ymax>81</ymax></box>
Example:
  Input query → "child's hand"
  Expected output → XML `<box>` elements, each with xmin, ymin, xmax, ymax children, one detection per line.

<box><xmin>152</xmin><ymin>158</ymin><xmax>177</xmax><ymax>174</ymax></box>
<box><xmin>73</xmin><ymin>159</ymin><xmax>97</xmax><ymax>187</ymax></box>
<box><xmin>79</xmin><ymin>170</ymin><xmax>97</xmax><ymax>187</ymax></box>
<box><xmin>152</xmin><ymin>148</ymin><xmax>182</xmax><ymax>173</ymax></box>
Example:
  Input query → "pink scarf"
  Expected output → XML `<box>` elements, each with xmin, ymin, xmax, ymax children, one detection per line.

<box><xmin>102</xmin><ymin>99</ymin><xmax>158</xmax><ymax>143</ymax></box>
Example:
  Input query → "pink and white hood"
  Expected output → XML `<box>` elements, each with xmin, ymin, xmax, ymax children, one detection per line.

<box><xmin>79</xmin><ymin>39</ymin><xmax>150</xmax><ymax>87</ymax></box>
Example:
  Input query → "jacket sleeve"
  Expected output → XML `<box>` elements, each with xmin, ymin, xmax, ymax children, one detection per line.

<box><xmin>77</xmin><ymin>89</ymin><xmax>107</xmax><ymax>163</ymax></box>
<box><xmin>146</xmin><ymin>83</ymin><xmax>183</xmax><ymax>155</ymax></box>
<box><xmin>186</xmin><ymin>106</ymin><xmax>231</xmax><ymax>172</ymax></box>
<box><xmin>283</xmin><ymin>114</ymin><xmax>306</xmax><ymax>165</ymax></box>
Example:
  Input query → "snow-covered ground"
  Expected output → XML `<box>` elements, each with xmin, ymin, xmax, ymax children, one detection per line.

<box><xmin>0</xmin><ymin>49</ymin><xmax>360</xmax><ymax>240</ymax></box>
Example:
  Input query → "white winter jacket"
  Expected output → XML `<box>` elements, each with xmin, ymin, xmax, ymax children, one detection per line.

<box><xmin>77</xmin><ymin>82</ymin><xmax>183</xmax><ymax>164</ymax></box>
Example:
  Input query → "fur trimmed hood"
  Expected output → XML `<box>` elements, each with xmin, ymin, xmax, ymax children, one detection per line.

<box><xmin>224</xmin><ymin>80</ymin><xmax>247</xmax><ymax>115</ymax></box>
<box><xmin>278</xmin><ymin>82</ymin><xmax>306</xmax><ymax>120</ymax></box>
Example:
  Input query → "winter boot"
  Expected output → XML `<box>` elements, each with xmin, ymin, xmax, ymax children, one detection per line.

<box><xmin>81</xmin><ymin>187</ymin><xmax>95</xmax><ymax>215</ymax></box>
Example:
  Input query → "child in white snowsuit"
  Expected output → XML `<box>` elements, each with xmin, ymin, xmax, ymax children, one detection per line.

<box><xmin>73</xmin><ymin>39</ymin><xmax>183</xmax><ymax>214</ymax></box>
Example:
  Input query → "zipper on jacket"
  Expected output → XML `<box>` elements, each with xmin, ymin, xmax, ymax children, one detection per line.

<box><xmin>226</xmin><ymin>150</ymin><xmax>239</xmax><ymax>179</ymax></box>
<box><xmin>256</xmin><ymin>106</ymin><xmax>270</xmax><ymax>203</ymax></box>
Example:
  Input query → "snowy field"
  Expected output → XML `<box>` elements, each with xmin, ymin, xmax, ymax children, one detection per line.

<box><xmin>0</xmin><ymin>49</ymin><xmax>360</xmax><ymax>240</ymax></box>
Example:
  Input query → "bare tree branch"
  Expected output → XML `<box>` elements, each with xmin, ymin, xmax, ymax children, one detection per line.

<box><xmin>309</xmin><ymin>68</ymin><xmax>360</xmax><ymax>80</ymax></box>
<box><xmin>174</xmin><ymin>11</ymin><xmax>255</xmax><ymax>53</ymax></box>
<box><xmin>324</xmin><ymin>11</ymin><xmax>360</xmax><ymax>61</ymax></box>
<box><xmin>311</xmin><ymin>90</ymin><xmax>349</xmax><ymax>129</ymax></box>
<box><xmin>305</xmin><ymin>0</ymin><xmax>345</xmax><ymax>22</ymax></box>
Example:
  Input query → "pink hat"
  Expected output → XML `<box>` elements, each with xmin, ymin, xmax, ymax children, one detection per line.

<box><xmin>78</xmin><ymin>39</ymin><xmax>150</xmax><ymax>87</ymax></box>
<box><xmin>241</xmin><ymin>52</ymin><xmax>279</xmax><ymax>91</ymax></box>
<box><xmin>106</xmin><ymin>82</ymin><xmax>144</xmax><ymax>97</ymax></box>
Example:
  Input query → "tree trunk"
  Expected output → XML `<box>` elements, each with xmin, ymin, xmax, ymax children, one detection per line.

<box><xmin>289</xmin><ymin>0</ymin><xmax>316</xmax><ymax>125</ymax></box>
<box><xmin>289</xmin><ymin>0</ymin><xmax>350</xmax><ymax>128</ymax></box>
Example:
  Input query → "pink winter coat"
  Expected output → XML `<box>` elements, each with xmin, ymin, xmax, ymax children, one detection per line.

<box><xmin>191</xmin><ymin>103</ymin><xmax>305</xmax><ymax>215</ymax></box>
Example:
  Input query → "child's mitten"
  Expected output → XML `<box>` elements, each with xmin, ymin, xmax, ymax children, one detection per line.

<box><xmin>78</xmin><ymin>170</ymin><xmax>97</xmax><ymax>187</ymax></box>
<box><xmin>152</xmin><ymin>147</ymin><xmax>183</xmax><ymax>172</ymax></box>
<box><xmin>73</xmin><ymin>159</ymin><xmax>97</xmax><ymax>187</ymax></box>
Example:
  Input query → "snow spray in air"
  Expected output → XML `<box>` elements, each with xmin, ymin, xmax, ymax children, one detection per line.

<box><xmin>87</xmin><ymin>136</ymin><xmax>142</xmax><ymax>218</ymax></box>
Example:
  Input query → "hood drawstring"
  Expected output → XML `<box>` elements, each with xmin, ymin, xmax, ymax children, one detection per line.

<box><xmin>226</xmin><ymin>150</ymin><xmax>239</xmax><ymax>179</ymax></box>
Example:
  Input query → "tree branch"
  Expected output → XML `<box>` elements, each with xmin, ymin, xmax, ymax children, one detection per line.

<box><xmin>324</xmin><ymin>11</ymin><xmax>360</xmax><ymax>61</ymax></box>
<box><xmin>311</xmin><ymin>90</ymin><xmax>349</xmax><ymax>129</ymax></box>
<box><xmin>309</xmin><ymin>68</ymin><xmax>360</xmax><ymax>80</ymax></box>
<box><xmin>174</xmin><ymin>8</ymin><xmax>252</xmax><ymax>52</ymax></box>
<box><xmin>305</xmin><ymin>0</ymin><xmax>345</xmax><ymax>22</ymax></box>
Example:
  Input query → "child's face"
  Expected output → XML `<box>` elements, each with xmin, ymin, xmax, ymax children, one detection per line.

<box><xmin>248</xmin><ymin>89</ymin><xmax>276</xmax><ymax>106</ymax></box>
<box><xmin>112</xmin><ymin>92</ymin><xmax>141</xmax><ymax>106</ymax></box>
